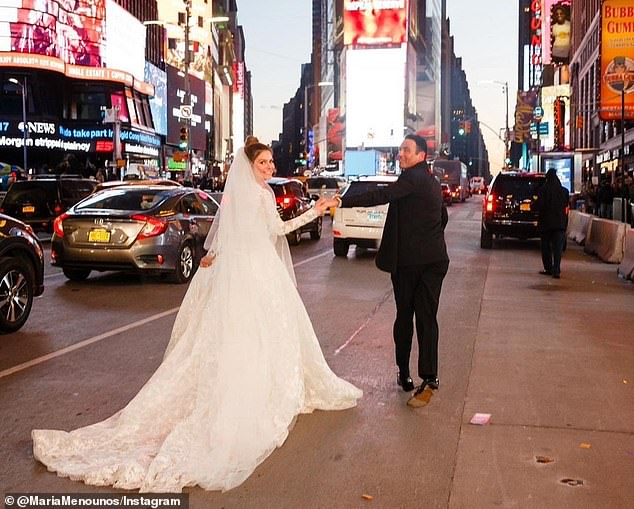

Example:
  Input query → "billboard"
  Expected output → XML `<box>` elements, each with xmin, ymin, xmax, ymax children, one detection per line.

<box><xmin>232</xmin><ymin>61</ymin><xmax>244</xmax><ymax>150</ymax></box>
<box><xmin>166</xmin><ymin>65</ymin><xmax>205</xmax><ymax>150</ymax></box>
<box><xmin>0</xmin><ymin>0</ymin><xmax>106</xmax><ymax>66</ymax></box>
<box><xmin>145</xmin><ymin>62</ymin><xmax>167</xmax><ymax>136</ymax></box>
<box><xmin>540</xmin><ymin>84</ymin><xmax>570</xmax><ymax>151</ymax></box>
<box><xmin>600</xmin><ymin>0</ymin><xmax>634</xmax><ymax>121</ymax></box>
<box><xmin>543</xmin><ymin>0</ymin><xmax>572</xmax><ymax>65</ymax></box>
<box><xmin>105</xmin><ymin>0</ymin><xmax>145</xmax><ymax>81</ymax></box>
<box><xmin>343</xmin><ymin>0</ymin><xmax>407</xmax><ymax>47</ymax></box>
<box><xmin>326</xmin><ymin>108</ymin><xmax>344</xmax><ymax>162</ymax></box>
<box><xmin>345</xmin><ymin>46</ymin><xmax>406</xmax><ymax>149</ymax></box>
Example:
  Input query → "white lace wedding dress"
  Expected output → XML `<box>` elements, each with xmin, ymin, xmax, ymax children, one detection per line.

<box><xmin>32</xmin><ymin>149</ymin><xmax>362</xmax><ymax>493</ymax></box>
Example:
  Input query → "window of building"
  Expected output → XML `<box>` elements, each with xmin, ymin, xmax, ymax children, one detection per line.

<box><xmin>178</xmin><ymin>12</ymin><xmax>186</xmax><ymax>25</ymax></box>
<box><xmin>198</xmin><ymin>16</ymin><xmax>203</xmax><ymax>27</ymax></box>
<box><xmin>69</xmin><ymin>87</ymin><xmax>107</xmax><ymax>121</ymax></box>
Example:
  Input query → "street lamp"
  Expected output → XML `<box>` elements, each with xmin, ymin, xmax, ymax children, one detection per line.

<box><xmin>9</xmin><ymin>77</ymin><xmax>27</xmax><ymax>173</ymax></box>
<box><xmin>478</xmin><ymin>80</ymin><xmax>510</xmax><ymax>167</ymax></box>
<box><xmin>304</xmin><ymin>81</ymin><xmax>333</xmax><ymax>170</ymax></box>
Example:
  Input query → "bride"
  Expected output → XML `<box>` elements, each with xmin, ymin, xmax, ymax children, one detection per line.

<box><xmin>32</xmin><ymin>137</ymin><xmax>362</xmax><ymax>493</ymax></box>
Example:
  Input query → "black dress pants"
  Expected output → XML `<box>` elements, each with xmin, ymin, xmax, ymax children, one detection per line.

<box><xmin>390</xmin><ymin>261</ymin><xmax>449</xmax><ymax>379</ymax></box>
<box><xmin>540</xmin><ymin>229</ymin><xmax>565</xmax><ymax>276</ymax></box>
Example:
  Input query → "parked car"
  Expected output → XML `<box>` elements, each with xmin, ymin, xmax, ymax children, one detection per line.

<box><xmin>267</xmin><ymin>177</ymin><xmax>322</xmax><ymax>245</ymax></box>
<box><xmin>332</xmin><ymin>175</ymin><xmax>398</xmax><ymax>257</ymax></box>
<box><xmin>481</xmin><ymin>171</ymin><xmax>546</xmax><ymax>249</ymax></box>
<box><xmin>440</xmin><ymin>183</ymin><xmax>453</xmax><ymax>206</ymax></box>
<box><xmin>1</xmin><ymin>176</ymin><xmax>97</xmax><ymax>232</ymax></box>
<box><xmin>93</xmin><ymin>179</ymin><xmax>182</xmax><ymax>193</ymax></box>
<box><xmin>0</xmin><ymin>213</ymin><xmax>44</xmax><ymax>333</ymax></box>
<box><xmin>51</xmin><ymin>186</ymin><xmax>220</xmax><ymax>283</ymax></box>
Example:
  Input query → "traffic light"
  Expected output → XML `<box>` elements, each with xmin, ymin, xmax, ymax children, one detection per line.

<box><xmin>179</xmin><ymin>126</ymin><xmax>188</xmax><ymax>150</ymax></box>
<box><xmin>457</xmin><ymin>121</ymin><xmax>465</xmax><ymax>136</ymax></box>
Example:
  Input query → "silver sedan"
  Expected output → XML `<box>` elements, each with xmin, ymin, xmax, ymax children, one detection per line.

<box><xmin>51</xmin><ymin>186</ymin><xmax>220</xmax><ymax>283</ymax></box>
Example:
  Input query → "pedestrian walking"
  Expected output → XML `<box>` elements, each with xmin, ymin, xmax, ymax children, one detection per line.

<box><xmin>597</xmin><ymin>179</ymin><xmax>613</xmax><ymax>219</ymax></box>
<box><xmin>336</xmin><ymin>134</ymin><xmax>449</xmax><ymax>408</ymax></box>
<box><xmin>536</xmin><ymin>168</ymin><xmax>570</xmax><ymax>279</ymax></box>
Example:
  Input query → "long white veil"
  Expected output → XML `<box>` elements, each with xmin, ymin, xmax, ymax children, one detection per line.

<box><xmin>203</xmin><ymin>146</ymin><xmax>296</xmax><ymax>284</ymax></box>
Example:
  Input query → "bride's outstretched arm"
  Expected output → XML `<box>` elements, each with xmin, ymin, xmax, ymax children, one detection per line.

<box><xmin>262</xmin><ymin>193</ymin><xmax>332</xmax><ymax>236</ymax></box>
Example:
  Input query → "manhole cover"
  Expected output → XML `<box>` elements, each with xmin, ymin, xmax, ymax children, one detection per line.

<box><xmin>560</xmin><ymin>478</ymin><xmax>584</xmax><ymax>486</ymax></box>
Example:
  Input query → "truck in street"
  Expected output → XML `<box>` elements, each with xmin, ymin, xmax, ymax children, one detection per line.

<box><xmin>432</xmin><ymin>159</ymin><xmax>470</xmax><ymax>202</ymax></box>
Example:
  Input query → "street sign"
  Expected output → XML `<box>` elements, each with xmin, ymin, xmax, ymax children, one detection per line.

<box><xmin>533</xmin><ymin>106</ymin><xmax>544</xmax><ymax>121</ymax></box>
<box><xmin>180</xmin><ymin>105</ymin><xmax>192</xmax><ymax>119</ymax></box>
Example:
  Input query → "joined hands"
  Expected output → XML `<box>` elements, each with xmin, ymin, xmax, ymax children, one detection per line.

<box><xmin>315</xmin><ymin>195</ymin><xmax>341</xmax><ymax>214</ymax></box>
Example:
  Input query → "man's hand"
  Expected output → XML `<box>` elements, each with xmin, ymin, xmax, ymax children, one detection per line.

<box><xmin>200</xmin><ymin>253</ymin><xmax>216</xmax><ymax>268</ymax></box>
<box><xmin>315</xmin><ymin>197</ymin><xmax>339</xmax><ymax>214</ymax></box>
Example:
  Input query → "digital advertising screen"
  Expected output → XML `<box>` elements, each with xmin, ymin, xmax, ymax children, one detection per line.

<box><xmin>542</xmin><ymin>156</ymin><xmax>572</xmax><ymax>191</ymax></box>
<box><xmin>0</xmin><ymin>0</ymin><xmax>106</xmax><ymax>66</ymax></box>
<box><xmin>543</xmin><ymin>0</ymin><xmax>572</xmax><ymax>65</ymax></box>
<box><xmin>145</xmin><ymin>62</ymin><xmax>167</xmax><ymax>136</ymax></box>
<box><xmin>343</xmin><ymin>0</ymin><xmax>407</xmax><ymax>47</ymax></box>
<box><xmin>345</xmin><ymin>46</ymin><xmax>406</xmax><ymax>149</ymax></box>
<box><xmin>166</xmin><ymin>65</ymin><xmax>205</xmax><ymax>151</ymax></box>
<box><xmin>105</xmin><ymin>0</ymin><xmax>145</xmax><ymax>82</ymax></box>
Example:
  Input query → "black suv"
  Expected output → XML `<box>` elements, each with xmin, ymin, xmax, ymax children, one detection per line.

<box><xmin>1</xmin><ymin>176</ymin><xmax>97</xmax><ymax>232</ymax></box>
<box><xmin>481</xmin><ymin>171</ymin><xmax>546</xmax><ymax>249</ymax></box>
<box><xmin>267</xmin><ymin>177</ymin><xmax>322</xmax><ymax>245</ymax></box>
<box><xmin>0</xmin><ymin>213</ymin><xmax>44</xmax><ymax>333</ymax></box>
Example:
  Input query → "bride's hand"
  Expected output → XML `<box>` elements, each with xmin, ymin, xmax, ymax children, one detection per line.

<box><xmin>200</xmin><ymin>253</ymin><xmax>216</xmax><ymax>268</ymax></box>
<box><xmin>315</xmin><ymin>197</ymin><xmax>337</xmax><ymax>214</ymax></box>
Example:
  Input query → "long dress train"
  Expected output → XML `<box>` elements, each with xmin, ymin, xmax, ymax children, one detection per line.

<box><xmin>32</xmin><ymin>179</ymin><xmax>362</xmax><ymax>492</ymax></box>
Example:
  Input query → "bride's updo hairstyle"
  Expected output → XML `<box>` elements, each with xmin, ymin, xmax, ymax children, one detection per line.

<box><xmin>244</xmin><ymin>136</ymin><xmax>271</xmax><ymax>163</ymax></box>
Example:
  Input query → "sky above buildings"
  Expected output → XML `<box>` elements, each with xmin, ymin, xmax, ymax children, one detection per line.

<box><xmin>237</xmin><ymin>0</ymin><xmax>518</xmax><ymax>172</ymax></box>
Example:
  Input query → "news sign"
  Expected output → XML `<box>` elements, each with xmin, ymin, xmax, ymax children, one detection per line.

<box><xmin>0</xmin><ymin>0</ymin><xmax>106</xmax><ymax>66</ymax></box>
<box><xmin>344</xmin><ymin>0</ymin><xmax>408</xmax><ymax>47</ymax></box>
<box><xmin>599</xmin><ymin>0</ymin><xmax>634</xmax><ymax>120</ymax></box>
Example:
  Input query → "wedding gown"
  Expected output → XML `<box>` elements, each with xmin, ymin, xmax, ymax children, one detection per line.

<box><xmin>32</xmin><ymin>149</ymin><xmax>362</xmax><ymax>493</ymax></box>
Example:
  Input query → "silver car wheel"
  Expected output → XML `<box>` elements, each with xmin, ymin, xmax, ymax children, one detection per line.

<box><xmin>180</xmin><ymin>244</ymin><xmax>194</xmax><ymax>279</ymax></box>
<box><xmin>0</xmin><ymin>269</ymin><xmax>29</xmax><ymax>323</ymax></box>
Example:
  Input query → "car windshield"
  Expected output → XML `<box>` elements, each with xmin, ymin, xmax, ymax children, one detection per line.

<box><xmin>343</xmin><ymin>180</ymin><xmax>393</xmax><ymax>197</ymax></box>
<box><xmin>306</xmin><ymin>178</ymin><xmax>341</xmax><ymax>189</ymax></box>
<box><xmin>494</xmin><ymin>176</ymin><xmax>544</xmax><ymax>200</ymax></box>
<box><xmin>75</xmin><ymin>189</ymin><xmax>174</xmax><ymax>211</ymax></box>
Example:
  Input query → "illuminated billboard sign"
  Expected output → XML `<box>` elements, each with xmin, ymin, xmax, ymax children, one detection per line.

<box><xmin>232</xmin><ymin>61</ymin><xmax>244</xmax><ymax>149</ymax></box>
<box><xmin>600</xmin><ymin>0</ymin><xmax>634</xmax><ymax>121</ymax></box>
<box><xmin>0</xmin><ymin>0</ymin><xmax>106</xmax><ymax>66</ymax></box>
<box><xmin>543</xmin><ymin>1</ymin><xmax>571</xmax><ymax>65</ymax></box>
<box><xmin>345</xmin><ymin>46</ymin><xmax>406</xmax><ymax>148</ymax></box>
<box><xmin>540</xmin><ymin>84</ymin><xmax>570</xmax><ymax>151</ymax></box>
<box><xmin>343</xmin><ymin>0</ymin><xmax>408</xmax><ymax>47</ymax></box>
<box><xmin>105</xmin><ymin>0</ymin><xmax>146</xmax><ymax>82</ymax></box>
<box><xmin>166</xmin><ymin>65</ymin><xmax>205</xmax><ymax>150</ymax></box>
<box><xmin>145</xmin><ymin>62</ymin><xmax>167</xmax><ymax>136</ymax></box>
<box><xmin>529</xmin><ymin>0</ymin><xmax>543</xmax><ymax>87</ymax></box>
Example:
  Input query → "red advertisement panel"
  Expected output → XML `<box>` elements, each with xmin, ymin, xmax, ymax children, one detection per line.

<box><xmin>326</xmin><ymin>108</ymin><xmax>344</xmax><ymax>162</ymax></box>
<box><xmin>344</xmin><ymin>0</ymin><xmax>407</xmax><ymax>47</ymax></box>
<box><xmin>0</xmin><ymin>0</ymin><xmax>106</xmax><ymax>66</ymax></box>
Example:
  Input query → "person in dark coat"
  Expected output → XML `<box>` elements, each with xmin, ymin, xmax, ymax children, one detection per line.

<box><xmin>336</xmin><ymin>134</ymin><xmax>449</xmax><ymax>408</ymax></box>
<box><xmin>536</xmin><ymin>168</ymin><xmax>570</xmax><ymax>279</ymax></box>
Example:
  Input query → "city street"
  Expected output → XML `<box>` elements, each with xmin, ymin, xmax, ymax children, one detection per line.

<box><xmin>1</xmin><ymin>197</ymin><xmax>633</xmax><ymax>508</ymax></box>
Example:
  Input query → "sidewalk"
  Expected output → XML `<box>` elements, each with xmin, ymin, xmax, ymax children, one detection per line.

<box><xmin>448</xmin><ymin>239</ymin><xmax>634</xmax><ymax>508</ymax></box>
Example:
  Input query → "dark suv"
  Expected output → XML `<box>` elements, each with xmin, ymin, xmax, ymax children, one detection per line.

<box><xmin>481</xmin><ymin>171</ymin><xmax>546</xmax><ymax>249</ymax></box>
<box><xmin>0</xmin><ymin>213</ymin><xmax>44</xmax><ymax>333</ymax></box>
<box><xmin>267</xmin><ymin>177</ymin><xmax>322</xmax><ymax>245</ymax></box>
<box><xmin>1</xmin><ymin>176</ymin><xmax>97</xmax><ymax>232</ymax></box>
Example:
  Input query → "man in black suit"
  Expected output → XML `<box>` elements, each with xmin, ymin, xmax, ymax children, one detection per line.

<box><xmin>336</xmin><ymin>135</ymin><xmax>449</xmax><ymax>408</ymax></box>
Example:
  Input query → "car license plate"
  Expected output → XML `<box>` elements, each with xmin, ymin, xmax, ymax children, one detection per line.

<box><xmin>22</xmin><ymin>205</ymin><xmax>35</xmax><ymax>213</ymax></box>
<box><xmin>88</xmin><ymin>229</ymin><xmax>110</xmax><ymax>243</ymax></box>
<box><xmin>367</xmin><ymin>211</ymin><xmax>383</xmax><ymax>222</ymax></box>
<box><xmin>520</xmin><ymin>203</ymin><xmax>531</xmax><ymax>212</ymax></box>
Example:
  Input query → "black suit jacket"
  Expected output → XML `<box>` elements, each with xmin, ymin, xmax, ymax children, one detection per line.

<box><xmin>340</xmin><ymin>162</ymin><xmax>449</xmax><ymax>273</ymax></box>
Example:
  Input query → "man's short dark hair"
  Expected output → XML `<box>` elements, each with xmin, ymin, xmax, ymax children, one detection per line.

<box><xmin>404</xmin><ymin>134</ymin><xmax>427</xmax><ymax>154</ymax></box>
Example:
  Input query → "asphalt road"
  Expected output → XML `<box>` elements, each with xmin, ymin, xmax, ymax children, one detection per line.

<box><xmin>1</xmin><ymin>197</ymin><xmax>633</xmax><ymax>509</ymax></box>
